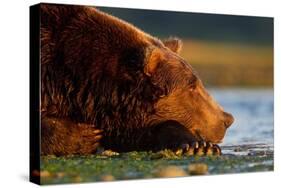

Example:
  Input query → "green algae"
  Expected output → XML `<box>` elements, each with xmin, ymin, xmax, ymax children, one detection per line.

<box><xmin>40</xmin><ymin>145</ymin><xmax>273</xmax><ymax>185</ymax></box>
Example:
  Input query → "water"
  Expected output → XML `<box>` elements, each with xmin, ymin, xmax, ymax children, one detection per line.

<box><xmin>209</xmin><ymin>88</ymin><xmax>274</xmax><ymax>155</ymax></box>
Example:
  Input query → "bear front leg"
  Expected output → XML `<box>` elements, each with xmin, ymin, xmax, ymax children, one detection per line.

<box><xmin>41</xmin><ymin>116</ymin><xmax>103</xmax><ymax>156</ymax></box>
<box><xmin>149</xmin><ymin>121</ymin><xmax>222</xmax><ymax>156</ymax></box>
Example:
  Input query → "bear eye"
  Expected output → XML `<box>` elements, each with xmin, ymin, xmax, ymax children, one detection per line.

<box><xmin>188</xmin><ymin>76</ymin><xmax>197</xmax><ymax>91</ymax></box>
<box><xmin>188</xmin><ymin>83</ymin><xmax>196</xmax><ymax>91</ymax></box>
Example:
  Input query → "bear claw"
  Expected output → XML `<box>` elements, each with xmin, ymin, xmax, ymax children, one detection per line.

<box><xmin>180</xmin><ymin>141</ymin><xmax>221</xmax><ymax>156</ymax></box>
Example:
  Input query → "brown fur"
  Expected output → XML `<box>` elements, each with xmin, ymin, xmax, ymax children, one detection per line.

<box><xmin>40</xmin><ymin>4</ymin><xmax>234</xmax><ymax>155</ymax></box>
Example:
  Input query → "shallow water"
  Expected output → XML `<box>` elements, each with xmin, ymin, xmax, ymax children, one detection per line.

<box><xmin>209</xmin><ymin>88</ymin><xmax>274</xmax><ymax>155</ymax></box>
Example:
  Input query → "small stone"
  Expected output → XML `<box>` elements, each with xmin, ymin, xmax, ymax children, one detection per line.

<box><xmin>101</xmin><ymin>150</ymin><xmax>119</xmax><ymax>157</ymax></box>
<box><xmin>157</xmin><ymin>166</ymin><xmax>187</xmax><ymax>177</ymax></box>
<box><xmin>188</xmin><ymin>163</ymin><xmax>208</xmax><ymax>175</ymax></box>
<box><xmin>234</xmin><ymin>147</ymin><xmax>241</xmax><ymax>152</ymax></box>
<box><xmin>100</xmin><ymin>174</ymin><xmax>115</xmax><ymax>181</ymax></box>
<box><xmin>40</xmin><ymin>170</ymin><xmax>51</xmax><ymax>177</ymax></box>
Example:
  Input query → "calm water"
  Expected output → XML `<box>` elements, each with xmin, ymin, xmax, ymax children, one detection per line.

<box><xmin>209</xmin><ymin>88</ymin><xmax>274</xmax><ymax>155</ymax></box>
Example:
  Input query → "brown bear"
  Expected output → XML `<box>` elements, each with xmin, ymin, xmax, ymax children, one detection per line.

<box><xmin>40</xmin><ymin>3</ymin><xmax>234</xmax><ymax>156</ymax></box>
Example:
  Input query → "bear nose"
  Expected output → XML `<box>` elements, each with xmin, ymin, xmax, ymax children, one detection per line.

<box><xmin>223</xmin><ymin>112</ymin><xmax>234</xmax><ymax>128</ymax></box>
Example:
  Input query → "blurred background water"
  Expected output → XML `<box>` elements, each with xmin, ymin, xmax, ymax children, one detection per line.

<box><xmin>210</xmin><ymin>89</ymin><xmax>274</xmax><ymax>146</ymax></box>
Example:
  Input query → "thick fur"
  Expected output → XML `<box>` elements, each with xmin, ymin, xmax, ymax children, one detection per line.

<box><xmin>41</xmin><ymin>4</ymin><xmax>169</xmax><ymax>154</ymax></box>
<box><xmin>40</xmin><ymin>4</ymin><xmax>234</xmax><ymax>155</ymax></box>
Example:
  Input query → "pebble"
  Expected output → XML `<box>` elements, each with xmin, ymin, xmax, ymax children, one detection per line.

<box><xmin>188</xmin><ymin>163</ymin><xmax>208</xmax><ymax>175</ymax></box>
<box><xmin>101</xmin><ymin>150</ymin><xmax>120</xmax><ymax>157</ymax></box>
<box><xmin>40</xmin><ymin>170</ymin><xmax>51</xmax><ymax>177</ymax></box>
<box><xmin>157</xmin><ymin>166</ymin><xmax>187</xmax><ymax>177</ymax></box>
<box><xmin>100</xmin><ymin>174</ymin><xmax>115</xmax><ymax>181</ymax></box>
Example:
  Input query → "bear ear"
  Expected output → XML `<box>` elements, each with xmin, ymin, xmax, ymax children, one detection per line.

<box><xmin>163</xmin><ymin>37</ymin><xmax>183</xmax><ymax>54</ymax></box>
<box><xmin>144</xmin><ymin>47</ymin><xmax>164</xmax><ymax>77</ymax></box>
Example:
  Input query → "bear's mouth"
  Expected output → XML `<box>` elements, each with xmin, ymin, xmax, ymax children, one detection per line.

<box><xmin>194</xmin><ymin>129</ymin><xmax>223</xmax><ymax>144</ymax></box>
<box><xmin>151</xmin><ymin>120</ymin><xmax>224</xmax><ymax>146</ymax></box>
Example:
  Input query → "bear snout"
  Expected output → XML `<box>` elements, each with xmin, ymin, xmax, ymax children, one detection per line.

<box><xmin>223</xmin><ymin>112</ymin><xmax>234</xmax><ymax>128</ymax></box>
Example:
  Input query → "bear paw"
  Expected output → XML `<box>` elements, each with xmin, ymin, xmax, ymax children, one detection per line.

<box><xmin>175</xmin><ymin>141</ymin><xmax>221</xmax><ymax>156</ymax></box>
<box><xmin>75</xmin><ymin>123</ymin><xmax>104</xmax><ymax>154</ymax></box>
